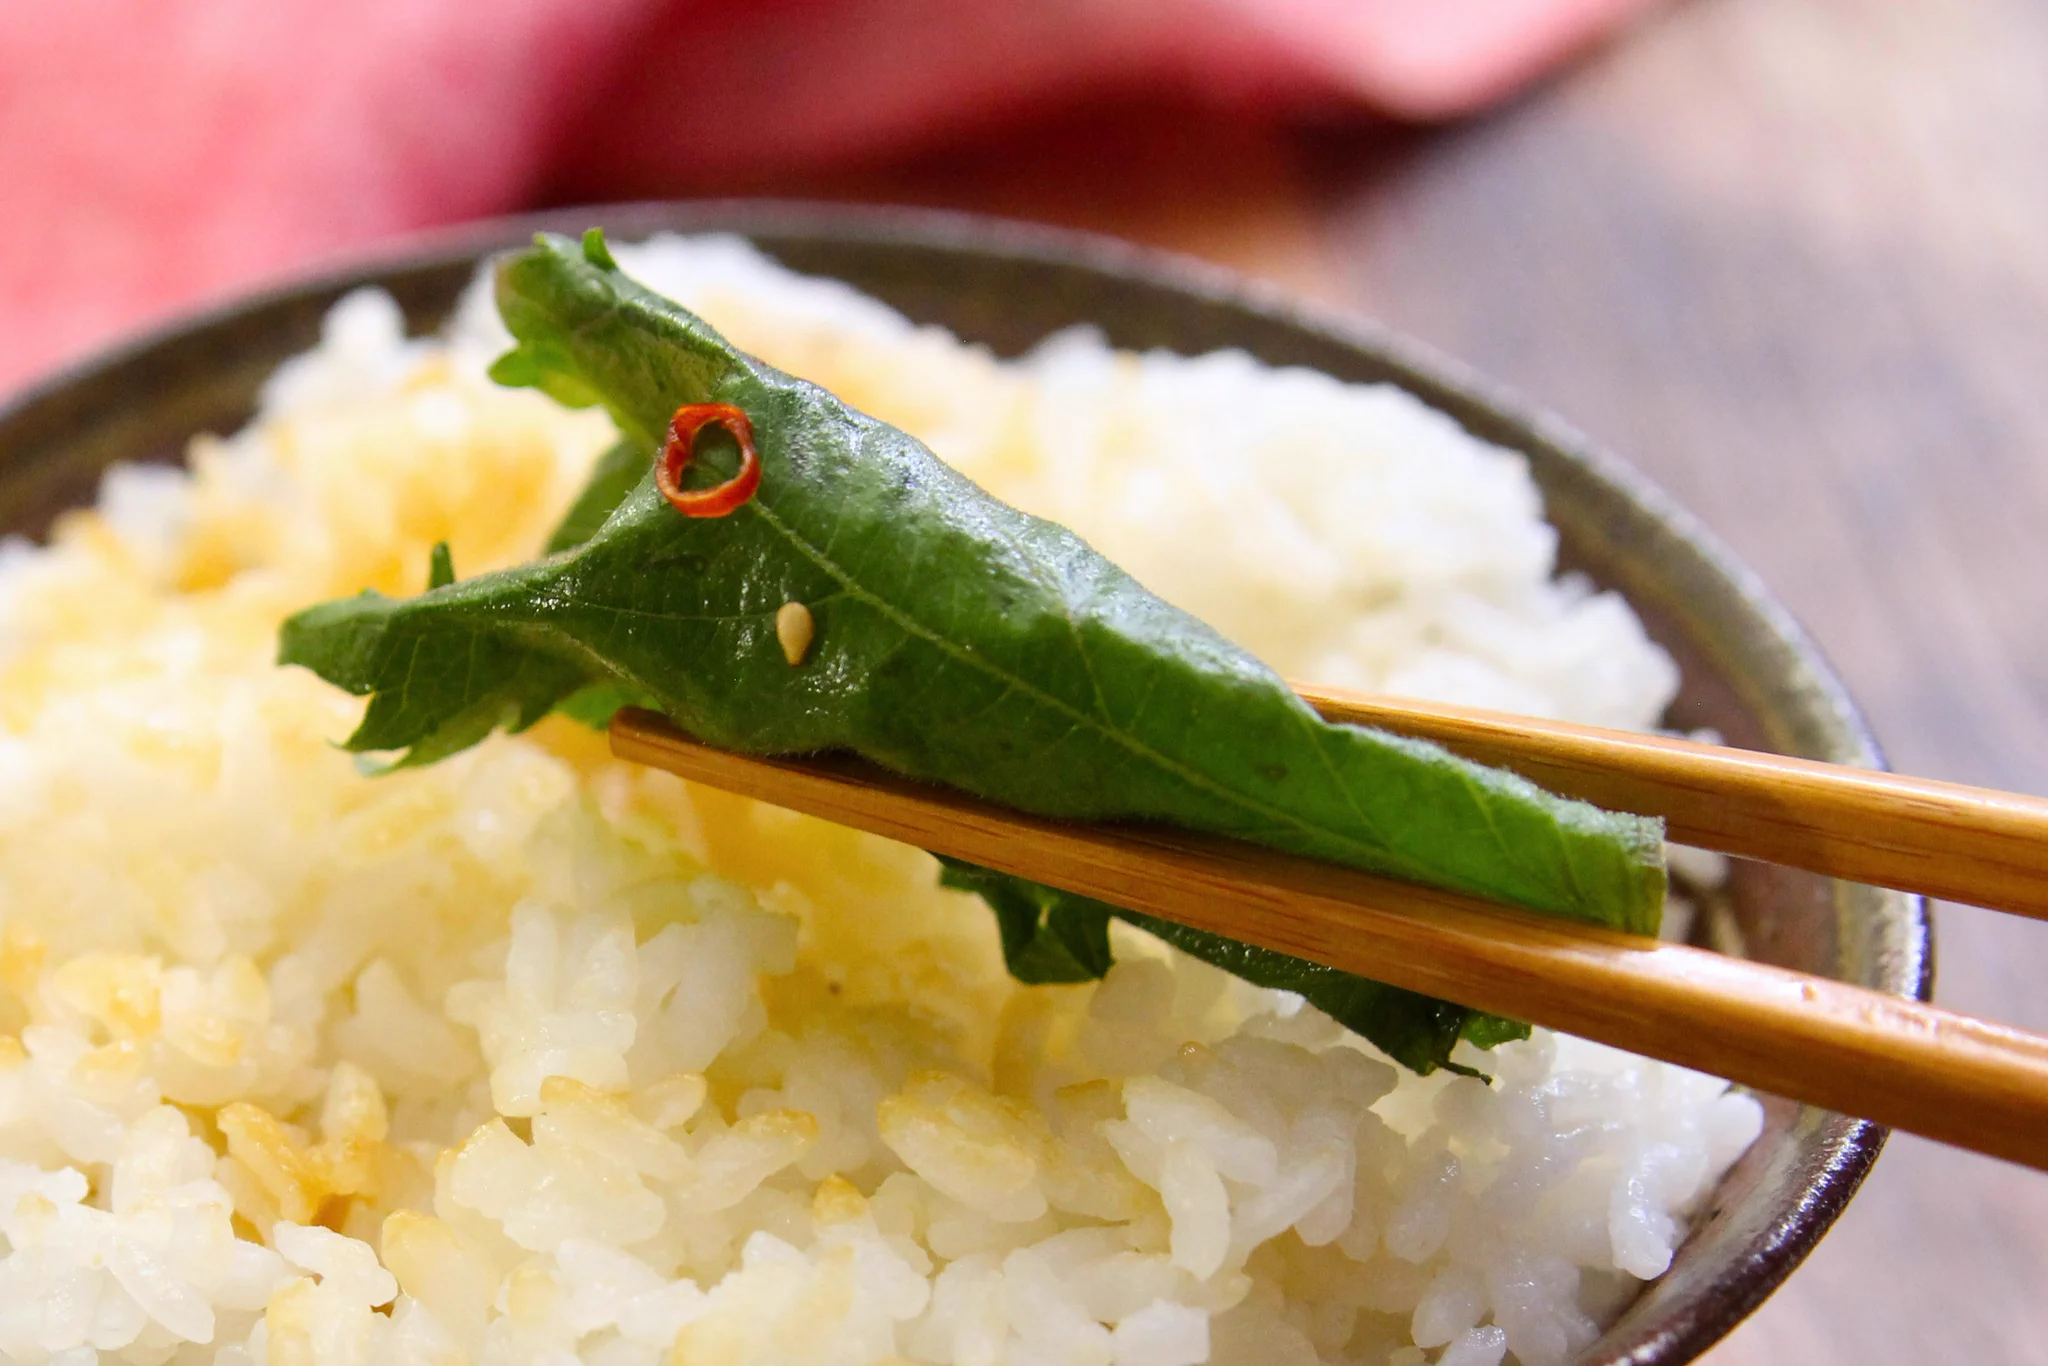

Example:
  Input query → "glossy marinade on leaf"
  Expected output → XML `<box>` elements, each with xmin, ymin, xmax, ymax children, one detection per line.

<box><xmin>279</xmin><ymin>230</ymin><xmax>1666</xmax><ymax>1071</ymax></box>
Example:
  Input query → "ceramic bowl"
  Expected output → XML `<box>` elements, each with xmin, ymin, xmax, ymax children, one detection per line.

<box><xmin>0</xmin><ymin>201</ymin><xmax>1930</xmax><ymax>1364</ymax></box>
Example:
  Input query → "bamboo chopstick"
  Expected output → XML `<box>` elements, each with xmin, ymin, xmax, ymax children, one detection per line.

<box><xmin>1295</xmin><ymin>681</ymin><xmax>2048</xmax><ymax>919</ymax></box>
<box><xmin>610</xmin><ymin>707</ymin><xmax>2048</xmax><ymax>1173</ymax></box>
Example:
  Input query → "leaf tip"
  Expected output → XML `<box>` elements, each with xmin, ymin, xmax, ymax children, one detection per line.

<box><xmin>427</xmin><ymin>541</ymin><xmax>456</xmax><ymax>591</ymax></box>
<box><xmin>349</xmin><ymin>748</ymin><xmax>404</xmax><ymax>777</ymax></box>
<box><xmin>581</xmin><ymin>227</ymin><xmax>618</xmax><ymax>272</ymax></box>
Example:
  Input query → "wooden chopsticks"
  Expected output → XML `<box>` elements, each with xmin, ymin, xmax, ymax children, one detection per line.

<box><xmin>1294</xmin><ymin>682</ymin><xmax>2048</xmax><ymax>921</ymax></box>
<box><xmin>609</xmin><ymin>701</ymin><xmax>2048</xmax><ymax>1172</ymax></box>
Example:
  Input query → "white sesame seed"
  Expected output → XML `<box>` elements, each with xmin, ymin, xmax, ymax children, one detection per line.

<box><xmin>776</xmin><ymin>601</ymin><xmax>815</xmax><ymax>666</ymax></box>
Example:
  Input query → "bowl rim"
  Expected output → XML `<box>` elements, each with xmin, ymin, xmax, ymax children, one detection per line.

<box><xmin>0</xmin><ymin>198</ymin><xmax>1933</xmax><ymax>1365</ymax></box>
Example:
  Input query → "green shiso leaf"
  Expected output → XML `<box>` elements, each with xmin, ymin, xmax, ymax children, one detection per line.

<box><xmin>935</xmin><ymin>856</ymin><xmax>1116</xmax><ymax>985</ymax></box>
<box><xmin>933</xmin><ymin>857</ymin><xmax>1526</xmax><ymax>1075</ymax></box>
<box><xmin>545</xmin><ymin>438</ymin><xmax>649</xmax><ymax>555</ymax></box>
<box><xmin>277</xmin><ymin>229</ymin><xmax>1665</xmax><ymax>1073</ymax></box>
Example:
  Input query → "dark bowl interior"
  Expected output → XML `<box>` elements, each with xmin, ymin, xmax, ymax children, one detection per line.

<box><xmin>0</xmin><ymin>201</ymin><xmax>1929</xmax><ymax>1365</ymax></box>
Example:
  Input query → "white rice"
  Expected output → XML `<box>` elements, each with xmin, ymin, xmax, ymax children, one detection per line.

<box><xmin>0</xmin><ymin>236</ymin><xmax>1761</xmax><ymax>1366</ymax></box>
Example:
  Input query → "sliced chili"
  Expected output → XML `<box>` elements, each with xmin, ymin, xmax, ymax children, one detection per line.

<box><xmin>656</xmin><ymin>403</ymin><xmax>761</xmax><ymax>517</ymax></box>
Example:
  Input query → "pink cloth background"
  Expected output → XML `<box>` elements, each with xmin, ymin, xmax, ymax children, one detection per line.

<box><xmin>0</xmin><ymin>0</ymin><xmax>1648</xmax><ymax>395</ymax></box>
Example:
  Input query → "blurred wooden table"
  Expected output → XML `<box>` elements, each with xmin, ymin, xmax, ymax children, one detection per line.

<box><xmin>720</xmin><ymin>0</ymin><xmax>2048</xmax><ymax>1358</ymax></box>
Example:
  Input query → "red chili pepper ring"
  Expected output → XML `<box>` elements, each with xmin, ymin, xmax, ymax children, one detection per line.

<box><xmin>656</xmin><ymin>403</ymin><xmax>761</xmax><ymax>517</ymax></box>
